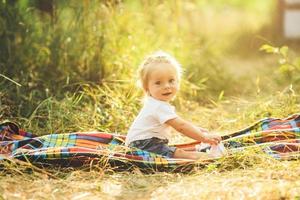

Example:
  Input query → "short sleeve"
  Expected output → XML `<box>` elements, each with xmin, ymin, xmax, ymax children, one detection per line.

<box><xmin>155</xmin><ymin>103</ymin><xmax>178</xmax><ymax>124</ymax></box>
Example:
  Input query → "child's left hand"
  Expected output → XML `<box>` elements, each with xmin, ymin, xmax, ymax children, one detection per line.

<box><xmin>202</xmin><ymin>133</ymin><xmax>222</xmax><ymax>145</ymax></box>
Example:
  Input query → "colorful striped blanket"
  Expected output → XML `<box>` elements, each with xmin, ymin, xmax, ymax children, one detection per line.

<box><xmin>0</xmin><ymin>113</ymin><xmax>300</xmax><ymax>172</ymax></box>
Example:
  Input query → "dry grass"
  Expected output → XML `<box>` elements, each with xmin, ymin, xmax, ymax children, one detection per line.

<box><xmin>1</xmin><ymin>92</ymin><xmax>300</xmax><ymax>200</ymax></box>
<box><xmin>151</xmin><ymin>161</ymin><xmax>300</xmax><ymax>200</ymax></box>
<box><xmin>0</xmin><ymin>159</ymin><xmax>299</xmax><ymax>200</ymax></box>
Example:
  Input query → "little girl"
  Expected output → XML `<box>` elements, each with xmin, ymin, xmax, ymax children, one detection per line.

<box><xmin>125</xmin><ymin>51</ymin><xmax>223</xmax><ymax>160</ymax></box>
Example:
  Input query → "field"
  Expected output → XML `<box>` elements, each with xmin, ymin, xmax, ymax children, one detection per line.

<box><xmin>1</xmin><ymin>0</ymin><xmax>300</xmax><ymax>199</ymax></box>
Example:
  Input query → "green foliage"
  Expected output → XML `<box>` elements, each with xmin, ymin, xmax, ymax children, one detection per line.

<box><xmin>20</xmin><ymin>82</ymin><xmax>141</xmax><ymax>135</ymax></box>
<box><xmin>260</xmin><ymin>44</ymin><xmax>300</xmax><ymax>87</ymax></box>
<box><xmin>0</xmin><ymin>0</ymin><xmax>276</xmax><ymax>119</ymax></box>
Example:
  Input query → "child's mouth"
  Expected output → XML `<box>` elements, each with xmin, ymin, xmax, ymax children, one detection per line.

<box><xmin>162</xmin><ymin>92</ymin><xmax>172</xmax><ymax>96</ymax></box>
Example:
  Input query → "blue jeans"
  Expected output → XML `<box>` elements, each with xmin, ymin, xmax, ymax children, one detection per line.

<box><xmin>129</xmin><ymin>137</ymin><xmax>177</xmax><ymax>158</ymax></box>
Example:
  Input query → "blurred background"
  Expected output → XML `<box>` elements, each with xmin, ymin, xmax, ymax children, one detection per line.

<box><xmin>1</xmin><ymin>0</ymin><xmax>300</xmax><ymax>132</ymax></box>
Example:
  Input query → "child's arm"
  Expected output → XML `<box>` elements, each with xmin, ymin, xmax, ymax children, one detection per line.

<box><xmin>166</xmin><ymin>117</ymin><xmax>221</xmax><ymax>145</ymax></box>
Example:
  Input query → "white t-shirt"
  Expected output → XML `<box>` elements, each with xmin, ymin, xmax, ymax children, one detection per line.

<box><xmin>125</xmin><ymin>96</ymin><xmax>178</xmax><ymax>146</ymax></box>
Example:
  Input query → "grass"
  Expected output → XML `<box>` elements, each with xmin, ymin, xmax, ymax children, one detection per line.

<box><xmin>0</xmin><ymin>0</ymin><xmax>279</xmax><ymax>117</ymax></box>
<box><xmin>1</xmin><ymin>91</ymin><xmax>300</xmax><ymax>199</ymax></box>
<box><xmin>1</xmin><ymin>148</ymin><xmax>299</xmax><ymax>200</ymax></box>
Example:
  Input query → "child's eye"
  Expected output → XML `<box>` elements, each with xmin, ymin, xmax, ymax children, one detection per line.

<box><xmin>169</xmin><ymin>79</ymin><xmax>175</xmax><ymax>83</ymax></box>
<box><xmin>155</xmin><ymin>81</ymin><xmax>160</xmax><ymax>85</ymax></box>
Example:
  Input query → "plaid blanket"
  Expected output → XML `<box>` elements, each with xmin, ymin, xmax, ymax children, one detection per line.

<box><xmin>0</xmin><ymin>113</ymin><xmax>299</xmax><ymax>172</ymax></box>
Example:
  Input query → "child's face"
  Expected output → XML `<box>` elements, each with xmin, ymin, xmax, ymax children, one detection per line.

<box><xmin>146</xmin><ymin>63</ymin><xmax>179</xmax><ymax>102</ymax></box>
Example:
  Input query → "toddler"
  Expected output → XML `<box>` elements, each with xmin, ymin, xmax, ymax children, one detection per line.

<box><xmin>125</xmin><ymin>51</ymin><xmax>224</xmax><ymax>160</ymax></box>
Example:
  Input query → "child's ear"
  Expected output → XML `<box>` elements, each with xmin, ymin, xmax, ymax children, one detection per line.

<box><xmin>143</xmin><ymin>84</ymin><xmax>148</xmax><ymax>93</ymax></box>
<box><xmin>144</xmin><ymin>88</ymin><xmax>151</xmax><ymax>96</ymax></box>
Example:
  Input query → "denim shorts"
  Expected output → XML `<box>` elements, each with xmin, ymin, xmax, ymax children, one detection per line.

<box><xmin>129</xmin><ymin>137</ymin><xmax>177</xmax><ymax>158</ymax></box>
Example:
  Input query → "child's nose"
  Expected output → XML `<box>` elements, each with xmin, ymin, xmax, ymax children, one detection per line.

<box><xmin>164</xmin><ymin>83</ymin><xmax>171</xmax><ymax>88</ymax></box>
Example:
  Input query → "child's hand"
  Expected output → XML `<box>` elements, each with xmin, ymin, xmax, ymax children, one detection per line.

<box><xmin>202</xmin><ymin>133</ymin><xmax>222</xmax><ymax>145</ymax></box>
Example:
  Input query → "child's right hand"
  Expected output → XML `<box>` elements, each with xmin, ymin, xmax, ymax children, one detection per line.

<box><xmin>202</xmin><ymin>133</ymin><xmax>222</xmax><ymax>145</ymax></box>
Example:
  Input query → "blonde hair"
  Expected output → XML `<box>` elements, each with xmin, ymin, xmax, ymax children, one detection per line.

<box><xmin>138</xmin><ymin>51</ymin><xmax>182</xmax><ymax>91</ymax></box>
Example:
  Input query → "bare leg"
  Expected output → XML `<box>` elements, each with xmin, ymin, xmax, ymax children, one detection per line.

<box><xmin>180</xmin><ymin>146</ymin><xmax>196</xmax><ymax>151</ymax></box>
<box><xmin>173</xmin><ymin>148</ymin><xmax>210</xmax><ymax>160</ymax></box>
